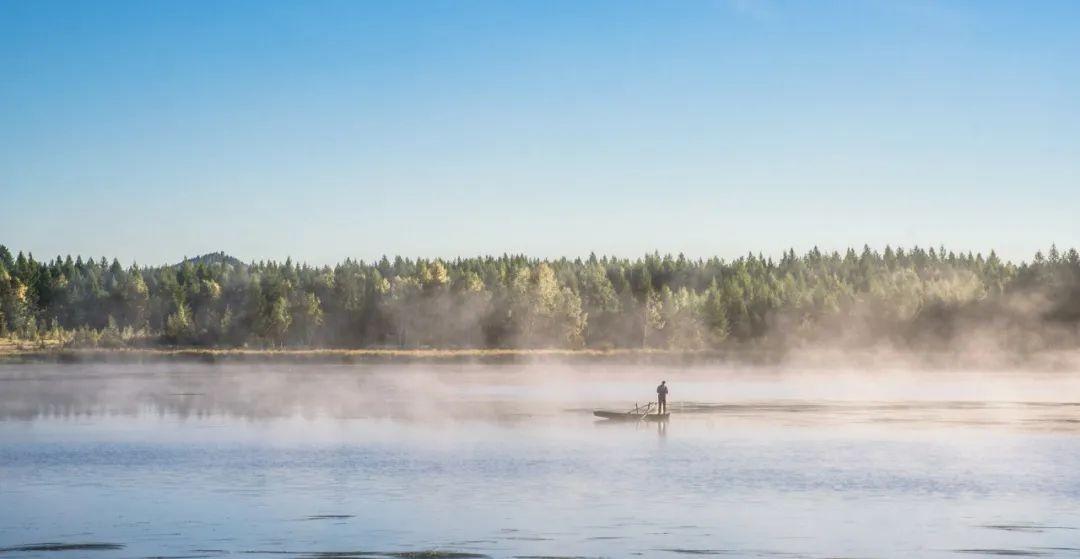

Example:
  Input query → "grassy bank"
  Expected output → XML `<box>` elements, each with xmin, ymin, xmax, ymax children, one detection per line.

<box><xmin>0</xmin><ymin>339</ymin><xmax>735</xmax><ymax>365</ymax></box>
<box><xmin>0</xmin><ymin>347</ymin><xmax>751</xmax><ymax>365</ymax></box>
<box><xmin>3</xmin><ymin>338</ymin><xmax>1080</xmax><ymax>370</ymax></box>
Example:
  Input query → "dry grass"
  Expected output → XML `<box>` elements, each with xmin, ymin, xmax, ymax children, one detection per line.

<box><xmin>7</xmin><ymin>341</ymin><xmax>1074</xmax><ymax>370</ymax></box>
<box><xmin>0</xmin><ymin>342</ymin><xmax>729</xmax><ymax>364</ymax></box>
<box><xmin>0</xmin><ymin>336</ymin><xmax>64</xmax><ymax>354</ymax></box>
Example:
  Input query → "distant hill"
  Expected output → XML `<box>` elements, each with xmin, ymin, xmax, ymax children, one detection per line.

<box><xmin>178</xmin><ymin>252</ymin><xmax>245</xmax><ymax>268</ymax></box>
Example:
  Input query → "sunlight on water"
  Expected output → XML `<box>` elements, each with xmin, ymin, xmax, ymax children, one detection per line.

<box><xmin>2</xmin><ymin>363</ymin><xmax>1080</xmax><ymax>558</ymax></box>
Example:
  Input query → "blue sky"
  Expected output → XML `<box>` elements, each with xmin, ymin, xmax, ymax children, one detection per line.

<box><xmin>1</xmin><ymin>0</ymin><xmax>1078</xmax><ymax>265</ymax></box>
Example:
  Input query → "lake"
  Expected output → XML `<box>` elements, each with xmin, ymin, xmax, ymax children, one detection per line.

<box><xmin>2</xmin><ymin>362</ymin><xmax>1079</xmax><ymax>559</ymax></box>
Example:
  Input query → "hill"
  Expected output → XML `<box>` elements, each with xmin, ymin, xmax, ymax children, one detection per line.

<box><xmin>179</xmin><ymin>252</ymin><xmax>245</xmax><ymax>268</ymax></box>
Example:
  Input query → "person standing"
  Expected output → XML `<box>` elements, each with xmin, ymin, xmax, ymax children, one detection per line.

<box><xmin>656</xmin><ymin>380</ymin><xmax>668</xmax><ymax>414</ymax></box>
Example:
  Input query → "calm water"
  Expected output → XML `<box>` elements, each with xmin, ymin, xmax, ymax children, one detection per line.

<box><xmin>2</xmin><ymin>362</ymin><xmax>1080</xmax><ymax>559</ymax></box>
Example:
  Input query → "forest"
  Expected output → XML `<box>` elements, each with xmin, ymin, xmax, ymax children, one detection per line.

<box><xmin>1</xmin><ymin>244</ymin><xmax>1079</xmax><ymax>352</ymax></box>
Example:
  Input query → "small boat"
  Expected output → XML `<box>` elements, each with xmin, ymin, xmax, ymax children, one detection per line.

<box><xmin>593</xmin><ymin>402</ymin><xmax>669</xmax><ymax>422</ymax></box>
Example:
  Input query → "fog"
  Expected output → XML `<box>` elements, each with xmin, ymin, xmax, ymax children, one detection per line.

<box><xmin>3</xmin><ymin>361</ymin><xmax>1079</xmax><ymax>430</ymax></box>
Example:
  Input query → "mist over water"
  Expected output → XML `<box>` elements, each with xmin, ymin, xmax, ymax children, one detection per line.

<box><xmin>2</xmin><ymin>362</ymin><xmax>1080</xmax><ymax>558</ymax></box>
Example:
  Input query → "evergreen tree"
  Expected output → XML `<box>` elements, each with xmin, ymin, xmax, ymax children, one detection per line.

<box><xmin>0</xmin><ymin>245</ymin><xmax>1074</xmax><ymax>352</ymax></box>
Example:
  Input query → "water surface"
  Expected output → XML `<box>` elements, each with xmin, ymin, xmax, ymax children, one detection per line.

<box><xmin>2</xmin><ymin>363</ymin><xmax>1080</xmax><ymax>558</ymax></box>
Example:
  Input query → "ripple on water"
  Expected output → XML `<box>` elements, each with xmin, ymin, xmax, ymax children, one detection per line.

<box><xmin>656</xmin><ymin>551</ymin><xmax>737</xmax><ymax>556</ymax></box>
<box><xmin>980</xmin><ymin>524</ymin><xmax>1077</xmax><ymax>533</ymax></box>
<box><xmin>953</xmin><ymin>550</ymin><xmax>1050</xmax><ymax>557</ymax></box>
<box><xmin>242</xmin><ymin>552</ymin><xmax>491</xmax><ymax>559</ymax></box>
<box><xmin>0</xmin><ymin>542</ymin><xmax>125</xmax><ymax>552</ymax></box>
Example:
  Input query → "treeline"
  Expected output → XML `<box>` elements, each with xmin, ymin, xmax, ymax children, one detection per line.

<box><xmin>1</xmin><ymin>245</ymin><xmax>1078</xmax><ymax>351</ymax></box>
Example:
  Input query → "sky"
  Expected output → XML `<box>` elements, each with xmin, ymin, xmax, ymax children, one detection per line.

<box><xmin>1</xmin><ymin>0</ymin><xmax>1078</xmax><ymax>266</ymax></box>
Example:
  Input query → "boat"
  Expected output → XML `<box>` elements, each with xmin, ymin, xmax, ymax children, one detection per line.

<box><xmin>593</xmin><ymin>402</ymin><xmax>670</xmax><ymax>422</ymax></box>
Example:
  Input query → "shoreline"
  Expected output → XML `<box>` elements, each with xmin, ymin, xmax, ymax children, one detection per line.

<box><xmin>2</xmin><ymin>343</ymin><xmax>1080</xmax><ymax>370</ymax></box>
<box><xmin>0</xmin><ymin>346</ymin><xmax>743</xmax><ymax>365</ymax></box>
